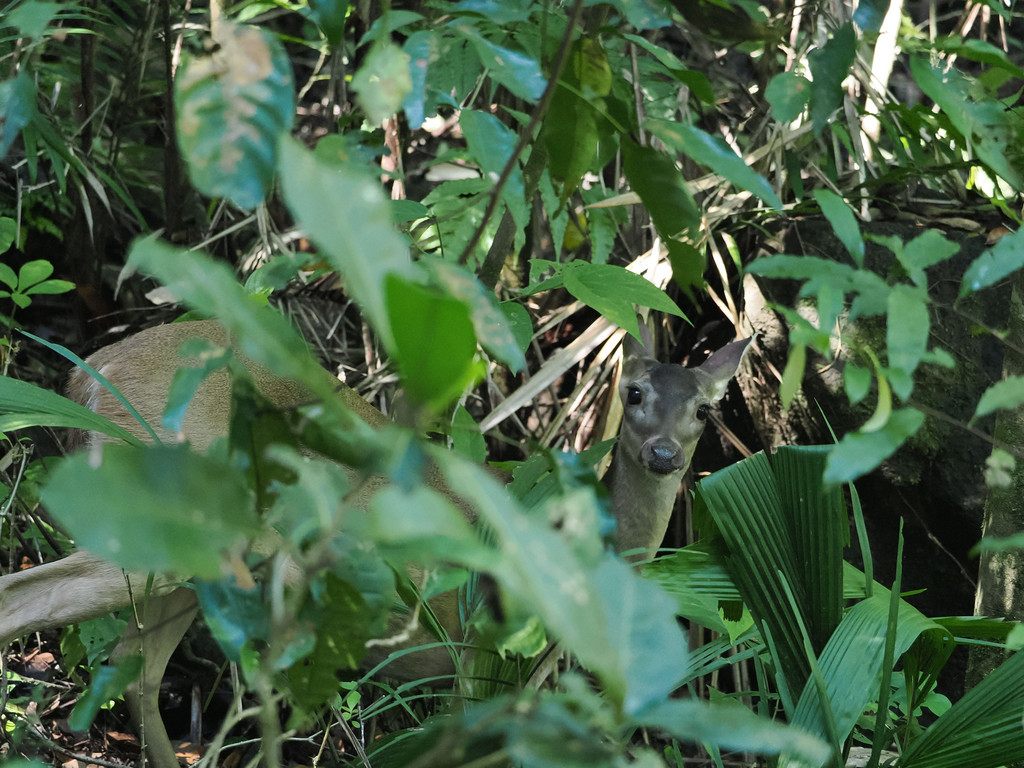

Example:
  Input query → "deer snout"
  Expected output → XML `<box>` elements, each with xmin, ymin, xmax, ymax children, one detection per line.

<box><xmin>640</xmin><ymin>438</ymin><xmax>685</xmax><ymax>475</ymax></box>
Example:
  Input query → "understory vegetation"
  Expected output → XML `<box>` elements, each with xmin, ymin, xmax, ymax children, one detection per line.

<box><xmin>2</xmin><ymin>0</ymin><xmax>1024</xmax><ymax>766</ymax></box>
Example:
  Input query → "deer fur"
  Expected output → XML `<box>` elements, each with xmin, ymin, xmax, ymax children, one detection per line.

<box><xmin>0</xmin><ymin>319</ymin><xmax>751</xmax><ymax>768</ymax></box>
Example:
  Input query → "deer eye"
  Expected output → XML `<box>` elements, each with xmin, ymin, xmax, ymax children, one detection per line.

<box><xmin>696</xmin><ymin>403</ymin><xmax>710</xmax><ymax>420</ymax></box>
<box><xmin>626</xmin><ymin>385</ymin><xmax>642</xmax><ymax>405</ymax></box>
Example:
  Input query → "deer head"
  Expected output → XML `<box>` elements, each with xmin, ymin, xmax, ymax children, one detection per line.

<box><xmin>606</xmin><ymin>325</ymin><xmax>753</xmax><ymax>560</ymax></box>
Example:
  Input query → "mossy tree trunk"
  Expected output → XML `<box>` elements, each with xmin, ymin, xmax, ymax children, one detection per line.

<box><xmin>967</xmin><ymin>271</ymin><xmax>1024</xmax><ymax>689</ymax></box>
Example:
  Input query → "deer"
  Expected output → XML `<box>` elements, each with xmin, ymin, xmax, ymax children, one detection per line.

<box><xmin>0</xmin><ymin>318</ymin><xmax>751</xmax><ymax>768</ymax></box>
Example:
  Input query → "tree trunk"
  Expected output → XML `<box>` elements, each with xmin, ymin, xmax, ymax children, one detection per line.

<box><xmin>967</xmin><ymin>270</ymin><xmax>1024</xmax><ymax>689</ymax></box>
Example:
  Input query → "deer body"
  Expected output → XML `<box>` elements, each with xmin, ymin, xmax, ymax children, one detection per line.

<box><xmin>0</xmin><ymin>319</ymin><xmax>750</xmax><ymax>768</ymax></box>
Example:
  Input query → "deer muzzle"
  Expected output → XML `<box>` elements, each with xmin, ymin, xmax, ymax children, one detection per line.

<box><xmin>640</xmin><ymin>438</ymin><xmax>685</xmax><ymax>475</ymax></box>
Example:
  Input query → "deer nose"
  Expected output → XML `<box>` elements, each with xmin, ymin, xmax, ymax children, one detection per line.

<box><xmin>642</xmin><ymin>439</ymin><xmax>684</xmax><ymax>475</ymax></box>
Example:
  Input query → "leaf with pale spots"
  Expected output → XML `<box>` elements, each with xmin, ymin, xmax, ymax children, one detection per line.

<box><xmin>175</xmin><ymin>22</ymin><xmax>295</xmax><ymax>210</ymax></box>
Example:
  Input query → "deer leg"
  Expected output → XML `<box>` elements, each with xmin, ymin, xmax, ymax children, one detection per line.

<box><xmin>0</xmin><ymin>552</ymin><xmax>133</xmax><ymax>645</ymax></box>
<box><xmin>111</xmin><ymin>588</ymin><xmax>199</xmax><ymax>768</ymax></box>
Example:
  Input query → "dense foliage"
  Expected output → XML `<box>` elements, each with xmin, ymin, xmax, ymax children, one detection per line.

<box><xmin>2</xmin><ymin>1</ymin><xmax>1024</xmax><ymax>766</ymax></box>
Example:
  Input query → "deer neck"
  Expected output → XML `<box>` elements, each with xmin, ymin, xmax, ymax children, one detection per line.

<box><xmin>604</xmin><ymin>445</ymin><xmax>686</xmax><ymax>561</ymax></box>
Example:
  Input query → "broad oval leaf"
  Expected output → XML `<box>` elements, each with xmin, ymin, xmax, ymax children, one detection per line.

<box><xmin>807</xmin><ymin>23</ymin><xmax>856</xmax><ymax>136</ymax></box>
<box><xmin>41</xmin><ymin>443</ymin><xmax>258</xmax><ymax>579</ymax></box>
<box><xmin>176</xmin><ymin>23</ymin><xmax>295</xmax><ymax>210</ymax></box>
<box><xmin>402</xmin><ymin>30</ymin><xmax>436</xmax><ymax>129</ymax></box>
<box><xmin>195</xmin><ymin>579</ymin><xmax>269</xmax><ymax>663</ymax></box>
<box><xmin>897</xmin><ymin>229</ymin><xmax>960</xmax><ymax>287</ymax></box>
<box><xmin>562</xmin><ymin>261</ymin><xmax>686</xmax><ymax>340</ymax></box>
<box><xmin>460</xmin><ymin>109</ymin><xmax>526</xmax><ymax>225</ymax></box>
<box><xmin>286</xmin><ymin>573</ymin><xmax>372</xmax><ymax>711</ymax></box>
<box><xmin>457</xmin><ymin>28</ymin><xmax>546</xmax><ymax>102</ymax></box>
<box><xmin>766</xmin><ymin>70</ymin><xmax>810</xmax><ymax>124</ymax></box>
<box><xmin>68</xmin><ymin>656</ymin><xmax>143</xmax><ymax>732</ymax></box>
<box><xmin>308</xmin><ymin>0</ymin><xmax>349</xmax><ymax>45</ymax></box>
<box><xmin>544</xmin><ymin>84</ymin><xmax>600</xmax><ymax>198</ymax></box>
<box><xmin>974</xmin><ymin>375</ymin><xmax>1024</xmax><ymax>420</ymax></box>
<box><xmin>886</xmin><ymin>286</ymin><xmax>929</xmax><ymax>399</ymax></box>
<box><xmin>592</xmin><ymin>553</ymin><xmax>690</xmax><ymax>714</ymax></box>
<box><xmin>430</xmin><ymin>261</ymin><xmax>526</xmax><ymax>372</ymax></box>
<box><xmin>352</xmin><ymin>41</ymin><xmax>412</xmax><ymax>124</ymax></box>
<box><xmin>824</xmin><ymin>408</ymin><xmax>925</xmax><ymax>484</ymax></box>
<box><xmin>500</xmin><ymin>300</ymin><xmax>533</xmax><ymax>355</ymax></box>
<box><xmin>960</xmin><ymin>225</ymin><xmax>1024</xmax><ymax>297</ymax></box>
<box><xmin>17</xmin><ymin>258</ymin><xmax>53</xmax><ymax>289</ymax></box>
<box><xmin>813</xmin><ymin>189</ymin><xmax>864</xmax><ymax>266</ymax></box>
<box><xmin>386</xmin><ymin>275</ymin><xmax>481</xmax><ymax>410</ymax></box>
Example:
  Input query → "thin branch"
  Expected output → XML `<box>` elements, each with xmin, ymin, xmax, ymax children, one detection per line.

<box><xmin>458</xmin><ymin>0</ymin><xmax>587</xmax><ymax>269</ymax></box>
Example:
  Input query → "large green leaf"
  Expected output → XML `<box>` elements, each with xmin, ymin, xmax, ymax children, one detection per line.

<box><xmin>893</xmin><ymin>229</ymin><xmax>961</xmax><ymax>288</ymax></box>
<box><xmin>437</xmin><ymin>455</ymin><xmax>689</xmax><ymax>715</ymax></box>
<box><xmin>307</xmin><ymin>0</ymin><xmax>349</xmax><ymax>45</ymax></box>
<box><xmin>526</xmin><ymin>260</ymin><xmax>686</xmax><ymax>340</ymax></box>
<box><xmin>697</xmin><ymin>447</ymin><xmax>848</xmax><ymax>703</ymax></box>
<box><xmin>544</xmin><ymin>82</ymin><xmax>601</xmax><ymax>199</ymax></box>
<box><xmin>286</xmin><ymin>573</ymin><xmax>373</xmax><ymax>713</ymax></box>
<box><xmin>68</xmin><ymin>656</ymin><xmax>143</xmax><ymax>731</ymax></box>
<box><xmin>807</xmin><ymin>23</ymin><xmax>856</xmax><ymax>135</ymax></box>
<box><xmin>622</xmin><ymin>138</ymin><xmax>701</xmax><ymax>244</ymax></box>
<box><xmin>460</xmin><ymin>109</ymin><xmax>527</xmax><ymax>229</ymax></box>
<box><xmin>175</xmin><ymin>22</ymin><xmax>295</xmax><ymax>210</ymax></box>
<box><xmin>386</xmin><ymin>275</ymin><xmax>481</xmax><ymax>410</ymax></box>
<box><xmin>351</xmin><ymin>41</ymin><xmax>412</xmax><ymax>125</ymax></box>
<box><xmin>454</xmin><ymin>24</ymin><xmax>546</xmax><ymax>102</ymax></box>
<box><xmin>766</xmin><ymin>70</ymin><xmax>811</xmax><ymax>124</ymax></box>
<box><xmin>194</xmin><ymin>579</ymin><xmax>269</xmax><ymax>663</ymax></box>
<box><xmin>886</xmin><ymin>285</ymin><xmax>930</xmax><ymax>400</ymax></box>
<box><xmin>636</xmin><ymin>699</ymin><xmax>830</xmax><ymax>766</ymax></box>
<box><xmin>785</xmin><ymin>590</ymin><xmax>943</xmax><ymax>757</ymax></box>
<box><xmin>429</xmin><ymin>262</ymin><xmax>526</xmax><ymax>372</ymax></box>
<box><xmin>278</xmin><ymin>136</ymin><xmax>412</xmax><ymax>350</ymax></box>
<box><xmin>899</xmin><ymin>649</ymin><xmax>1024</xmax><ymax>768</ymax></box>
<box><xmin>974</xmin><ymin>375</ymin><xmax>1024</xmax><ymax>419</ymax></box>
<box><xmin>562</xmin><ymin>262</ymin><xmax>685</xmax><ymax>338</ymax></box>
<box><xmin>41</xmin><ymin>443</ymin><xmax>258</xmax><ymax>578</ymax></box>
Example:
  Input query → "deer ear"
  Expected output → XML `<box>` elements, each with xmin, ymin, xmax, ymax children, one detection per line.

<box><xmin>699</xmin><ymin>336</ymin><xmax>754</xmax><ymax>402</ymax></box>
<box><xmin>622</xmin><ymin>315</ymin><xmax>655</xmax><ymax>361</ymax></box>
